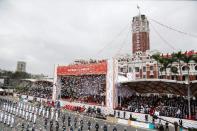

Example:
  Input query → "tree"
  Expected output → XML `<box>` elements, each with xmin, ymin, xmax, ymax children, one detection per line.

<box><xmin>171</xmin><ymin>51</ymin><xmax>184</xmax><ymax>81</ymax></box>
<box><xmin>168</xmin><ymin>56</ymin><xmax>176</xmax><ymax>79</ymax></box>
<box><xmin>11</xmin><ymin>71</ymin><xmax>31</xmax><ymax>79</ymax></box>
<box><xmin>158</xmin><ymin>57</ymin><xmax>171</xmax><ymax>79</ymax></box>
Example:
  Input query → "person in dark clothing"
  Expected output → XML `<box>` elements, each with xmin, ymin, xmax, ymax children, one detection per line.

<box><xmin>70</xmin><ymin>125</ymin><xmax>74</xmax><ymax>131</ymax></box>
<box><xmin>117</xmin><ymin>111</ymin><xmax>120</xmax><ymax>118</ymax></box>
<box><xmin>50</xmin><ymin>120</ymin><xmax>53</xmax><ymax>131</ymax></box>
<box><xmin>74</xmin><ymin>117</ymin><xmax>77</xmax><ymax>129</ymax></box>
<box><xmin>62</xmin><ymin>114</ymin><xmax>65</xmax><ymax>123</ymax></box>
<box><xmin>129</xmin><ymin>113</ymin><xmax>132</xmax><ymax>120</ymax></box>
<box><xmin>68</xmin><ymin>116</ymin><xmax>71</xmax><ymax>127</ymax></box>
<box><xmin>62</xmin><ymin>124</ymin><xmax>66</xmax><ymax>131</ymax></box>
<box><xmin>26</xmin><ymin>123</ymin><xmax>30</xmax><ymax>131</ymax></box>
<box><xmin>123</xmin><ymin>111</ymin><xmax>126</xmax><ymax>119</ymax></box>
<box><xmin>31</xmin><ymin>124</ymin><xmax>35</xmax><ymax>131</ymax></box>
<box><xmin>165</xmin><ymin>122</ymin><xmax>169</xmax><ymax>131</ymax></box>
<box><xmin>95</xmin><ymin>122</ymin><xmax>99</xmax><ymax>131</ymax></box>
<box><xmin>103</xmin><ymin>123</ymin><xmax>108</xmax><ymax>131</ymax></box>
<box><xmin>145</xmin><ymin>115</ymin><xmax>148</xmax><ymax>122</ymax></box>
<box><xmin>55</xmin><ymin>121</ymin><xmax>59</xmax><ymax>131</ymax></box>
<box><xmin>80</xmin><ymin>119</ymin><xmax>84</xmax><ymax>131</ymax></box>
<box><xmin>179</xmin><ymin>119</ymin><xmax>183</xmax><ymax>131</ymax></box>
<box><xmin>87</xmin><ymin>120</ymin><xmax>91</xmax><ymax>130</ymax></box>
<box><xmin>179</xmin><ymin>119</ymin><xmax>183</xmax><ymax>126</ymax></box>
<box><xmin>159</xmin><ymin>124</ymin><xmax>164</xmax><ymax>131</ymax></box>
<box><xmin>21</xmin><ymin>123</ymin><xmax>25</xmax><ymax>131</ymax></box>
<box><xmin>44</xmin><ymin>118</ymin><xmax>48</xmax><ymax>129</ymax></box>
<box><xmin>113</xmin><ymin>126</ymin><xmax>117</xmax><ymax>131</ymax></box>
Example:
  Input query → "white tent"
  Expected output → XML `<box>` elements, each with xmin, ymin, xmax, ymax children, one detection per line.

<box><xmin>0</xmin><ymin>88</ymin><xmax>4</xmax><ymax>92</ymax></box>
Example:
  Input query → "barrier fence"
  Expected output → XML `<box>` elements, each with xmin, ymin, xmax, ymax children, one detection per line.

<box><xmin>18</xmin><ymin>95</ymin><xmax>197</xmax><ymax>129</ymax></box>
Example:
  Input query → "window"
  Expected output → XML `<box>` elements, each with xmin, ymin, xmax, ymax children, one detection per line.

<box><xmin>195</xmin><ymin>65</ymin><xmax>197</xmax><ymax>71</ymax></box>
<box><xmin>182</xmin><ymin>66</ymin><xmax>190</xmax><ymax>71</ymax></box>
<box><xmin>128</xmin><ymin>67</ymin><xmax>132</xmax><ymax>72</ymax></box>
<box><xmin>182</xmin><ymin>66</ymin><xmax>186</xmax><ymax>71</ymax></box>
<box><xmin>150</xmin><ymin>75</ymin><xmax>154</xmax><ymax>78</ymax></box>
<box><xmin>135</xmin><ymin>67</ymin><xmax>140</xmax><ymax>72</ymax></box>
<box><xmin>143</xmin><ymin>66</ymin><xmax>146</xmax><ymax>72</ymax></box>
<box><xmin>182</xmin><ymin>76</ymin><xmax>186</xmax><ymax>81</ymax></box>
<box><xmin>123</xmin><ymin>68</ymin><xmax>127</xmax><ymax>73</ymax></box>
<box><xmin>150</xmin><ymin>66</ymin><xmax>153</xmax><ymax>70</ymax></box>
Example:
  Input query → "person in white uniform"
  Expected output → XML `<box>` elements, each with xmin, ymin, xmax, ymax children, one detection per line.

<box><xmin>26</xmin><ymin>109</ymin><xmax>29</xmax><ymax>120</ymax></box>
<box><xmin>0</xmin><ymin>110</ymin><xmax>3</xmax><ymax>122</ymax></box>
<box><xmin>29</xmin><ymin>111</ymin><xmax>32</xmax><ymax>122</ymax></box>
<box><xmin>35</xmin><ymin>106</ymin><xmax>38</xmax><ymax>115</ymax></box>
<box><xmin>3</xmin><ymin>112</ymin><xmax>7</xmax><ymax>124</ymax></box>
<box><xmin>10</xmin><ymin>115</ymin><xmax>15</xmax><ymax>128</ymax></box>
<box><xmin>13</xmin><ymin>104</ymin><xmax>15</xmax><ymax>114</ymax></box>
<box><xmin>10</xmin><ymin>104</ymin><xmax>13</xmax><ymax>114</ymax></box>
<box><xmin>51</xmin><ymin>107</ymin><xmax>54</xmax><ymax>120</ymax></box>
<box><xmin>7</xmin><ymin>113</ymin><xmax>10</xmax><ymax>126</ymax></box>
<box><xmin>46</xmin><ymin>107</ymin><xmax>49</xmax><ymax>119</ymax></box>
<box><xmin>3</xmin><ymin>103</ymin><xmax>6</xmax><ymax>111</ymax></box>
<box><xmin>42</xmin><ymin>106</ymin><xmax>45</xmax><ymax>117</ymax></box>
<box><xmin>55</xmin><ymin>109</ymin><xmax>58</xmax><ymax>121</ymax></box>
<box><xmin>22</xmin><ymin>107</ymin><xmax>25</xmax><ymax>118</ymax></box>
<box><xmin>33</xmin><ymin>112</ymin><xmax>37</xmax><ymax>124</ymax></box>
<box><xmin>32</xmin><ymin>106</ymin><xmax>35</xmax><ymax>112</ymax></box>
<box><xmin>39</xmin><ymin>105</ymin><xmax>43</xmax><ymax>116</ymax></box>
<box><xmin>5</xmin><ymin>103</ymin><xmax>8</xmax><ymax>112</ymax></box>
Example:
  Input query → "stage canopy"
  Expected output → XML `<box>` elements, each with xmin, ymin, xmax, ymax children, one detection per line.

<box><xmin>120</xmin><ymin>79</ymin><xmax>197</xmax><ymax>97</ymax></box>
<box><xmin>21</xmin><ymin>78</ymin><xmax>53</xmax><ymax>84</ymax></box>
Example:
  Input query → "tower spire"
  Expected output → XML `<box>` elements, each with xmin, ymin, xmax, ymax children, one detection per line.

<box><xmin>137</xmin><ymin>5</ymin><xmax>141</xmax><ymax>16</ymax></box>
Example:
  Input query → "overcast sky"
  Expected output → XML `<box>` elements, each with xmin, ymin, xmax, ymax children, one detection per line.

<box><xmin>0</xmin><ymin>0</ymin><xmax>196</xmax><ymax>77</ymax></box>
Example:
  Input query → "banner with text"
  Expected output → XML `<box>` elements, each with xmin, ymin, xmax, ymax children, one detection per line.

<box><xmin>57</xmin><ymin>62</ymin><xmax>107</xmax><ymax>76</ymax></box>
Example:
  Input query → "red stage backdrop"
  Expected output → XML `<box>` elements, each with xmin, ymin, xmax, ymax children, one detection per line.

<box><xmin>57</xmin><ymin>62</ymin><xmax>107</xmax><ymax>76</ymax></box>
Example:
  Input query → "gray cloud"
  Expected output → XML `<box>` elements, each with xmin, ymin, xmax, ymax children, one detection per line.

<box><xmin>0</xmin><ymin>0</ymin><xmax>196</xmax><ymax>76</ymax></box>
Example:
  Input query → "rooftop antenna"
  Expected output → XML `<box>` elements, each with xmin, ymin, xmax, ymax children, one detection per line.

<box><xmin>137</xmin><ymin>4</ymin><xmax>141</xmax><ymax>16</ymax></box>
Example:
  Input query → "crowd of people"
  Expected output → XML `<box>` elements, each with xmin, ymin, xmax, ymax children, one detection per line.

<box><xmin>61</xmin><ymin>74</ymin><xmax>106</xmax><ymax>105</ymax></box>
<box><xmin>28</xmin><ymin>85</ymin><xmax>52</xmax><ymax>99</ymax></box>
<box><xmin>16</xmin><ymin>81</ymin><xmax>53</xmax><ymax>99</ymax></box>
<box><xmin>120</xmin><ymin>95</ymin><xmax>197</xmax><ymax>120</ymax></box>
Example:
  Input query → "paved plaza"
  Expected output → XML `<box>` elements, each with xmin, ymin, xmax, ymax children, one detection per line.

<box><xmin>0</xmin><ymin>96</ymin><xmax>178</xmax><ymax>131</ymax></box>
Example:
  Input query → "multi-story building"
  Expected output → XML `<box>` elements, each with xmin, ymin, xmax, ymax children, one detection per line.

<box><xmin>117</xmin><ymin>52</ymin><xmax>197</xmax><ymax>82</ymax></box>
<box><xmin>16</xmin><ymin>61</ymin><xmax>26</xmax><ymax>72</ymax></box>
<box><xmin>117</xmin><ymin>13</ymin><xmax>197</xmax><ymax>82</ymax></box>
<box><xmin>132</xmin><ymin>14</ymin><xmax>150</xmax><ymax>54</ymax></box>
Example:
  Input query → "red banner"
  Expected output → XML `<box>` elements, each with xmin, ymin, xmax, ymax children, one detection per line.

<box><xmin>57</xmin><ymin>62</ymin><xmax>107</xmax><ymax>76</ymax></box>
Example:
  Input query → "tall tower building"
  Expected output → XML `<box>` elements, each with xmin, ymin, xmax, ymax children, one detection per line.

<box><xmin>132</xmin><ymin>14</ymin><xmax>150</xmax><ymax>54</ymax></box>
<box><xmin>16</xmin><ymin>61</ymin><xmax>26</xmax><ymax>72</ymax></box>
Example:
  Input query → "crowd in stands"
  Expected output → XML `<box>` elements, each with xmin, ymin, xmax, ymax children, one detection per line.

<box><xmin>120</xmin><ymin>95</ymin><xmax>197</xmax><ymax>120</ymax></box>
<box><xmin>61</xmin><ymin>74</ymin><xmax>106</xmax><ymax>105</ymax></box>
<box><xmin>16</xmin><ymin>81</ymin><xmax>53</xmax><ymax>99</ymax></box>
<box><xmin>28</xmin><ymin>85</ymin><xmax>52</xmax><ymax>99</ymax></box>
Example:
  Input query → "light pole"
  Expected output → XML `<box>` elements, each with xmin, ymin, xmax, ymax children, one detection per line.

<box><xmin>186</xmin><ymin>65</ymin><xmax>191</xmax><ymax>119</ymax></box>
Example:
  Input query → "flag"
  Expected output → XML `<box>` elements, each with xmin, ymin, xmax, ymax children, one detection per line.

<box><xmin>137</xmin><ymin>5</ymin><xmax>140</xmax><ymax>9</ymax></box>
